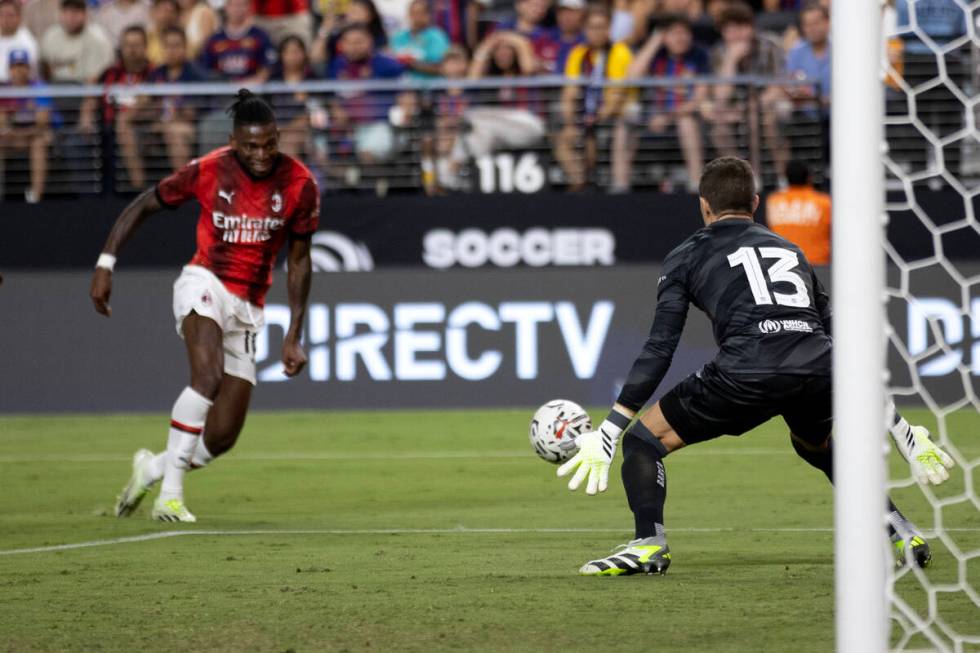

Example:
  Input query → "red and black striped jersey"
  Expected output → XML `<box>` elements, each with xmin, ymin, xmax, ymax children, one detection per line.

<box><xmin>156</xmin><ymin>147</ymin><xmax>320</xmax><ymax>306</ymax></box>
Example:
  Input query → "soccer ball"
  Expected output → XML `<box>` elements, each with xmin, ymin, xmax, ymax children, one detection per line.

<box><xmin>529</xmin><ymin>399</ymin><xmax>592</xmax><ymax>464</ymax></box>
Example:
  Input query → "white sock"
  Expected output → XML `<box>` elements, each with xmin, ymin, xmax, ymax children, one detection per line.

<box><xmin>159</xmin><ymin>387</ymin><xmax>212</xmax><ymax>502</ymax></box>
<box><xmin>147</xmin><ymin>430</ymin><xmax>180</xmax><ymax>483</ymax></box>
<box><xmin>190</xmin><ymin>438</ymin><xmax>215</xmax><ymax>468</ymax></box>
<box><xmin>149</xmin><ymin>432</ymin><xmax>216</xmax><ymax>482</ymax></box>
<box><xmin>148</xmin><ymin>452</ymin><xmax>167</xmax><ymax>482</ymax></box>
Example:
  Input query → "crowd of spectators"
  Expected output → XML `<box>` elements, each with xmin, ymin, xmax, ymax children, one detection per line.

<box><xmin>0</xmin><ymin>0</ymin><xmax>970</xmax><ymax>199</ymax></box>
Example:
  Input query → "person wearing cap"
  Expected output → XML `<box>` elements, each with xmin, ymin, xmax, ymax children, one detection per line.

<box><xmin>0</xmin><ymin>0</ymin><xmax>40</xmax><ymax>83</ymax></box>
<box><xmin>40</xmin><ymin>0</ymin><xmax>114</xmax><ymax>83</ymax></box>
<box><xmin>0</xmin><ymin>48</ymin><xmax>53</xmax><ymax>203</ymax></box>
<box><xmin>554</xmin><ymin>0</ymin><xmax>585</xmax><ymax>74</ymax></box>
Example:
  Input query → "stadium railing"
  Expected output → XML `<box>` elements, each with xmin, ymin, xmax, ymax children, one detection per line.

<box><xmin>0</xmin><ymin>75</ymin><xmax>848</xmax><ymax>198</ymax></box>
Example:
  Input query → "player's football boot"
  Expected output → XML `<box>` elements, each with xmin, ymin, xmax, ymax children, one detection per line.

<box><xmin>578</xmin><ymin>536</ymin><xmax>671</xmax><ymax>576</ymax></box>
<box><xmin>889</xmin><ymin>514</ymin><xmax>931</xmax><ymax>568</ymax></box>
<box><xmin>151</xmin><ymin>497</ymin><xmax>197</xmax><ymax>523</ymax></box>
<box><xmin>114</xmin><ymin>448</ymin><xmax>155</xmax><ymax>517</ymax></box>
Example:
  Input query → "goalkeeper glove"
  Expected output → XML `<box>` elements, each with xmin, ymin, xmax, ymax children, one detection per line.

<box><xmin>893</xmin><ymin>424</ymin><xmax>955</xmax><ymax>486</ymax></box>
<box><xmin>556</xmin><ymin>410</ymin><xmax>631</xmax><ymax>495</ymax></box>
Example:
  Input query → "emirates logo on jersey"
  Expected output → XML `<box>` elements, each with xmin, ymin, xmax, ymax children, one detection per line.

<box><xmin>271</xmin><ymin>191</ymin><xmax>283</xmax><ymax>213</ymax></box>
<box><xmin>212</xmin><ymin>212</ymin><xmax>286</xmax><ymax>243</ymax></box>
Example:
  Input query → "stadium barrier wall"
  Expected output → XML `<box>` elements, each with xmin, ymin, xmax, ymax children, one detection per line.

<box><xmin>1</xmin><ymin>265</ymin><xmax>977</xmax><ymax>413</ymax></box>
<box><xmin>2</xmin><ymin>189</ymin><xmax>977</xmax><ymax>271</ymax></box>
<box><xmin>3</xmin><ymin>267</ymin><xmax>712</xmax><ymax>413</ymax></box>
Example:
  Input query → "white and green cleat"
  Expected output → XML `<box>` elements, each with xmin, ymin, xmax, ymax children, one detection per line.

<box><xmin>889</xmin><ymin>513</ymin><xmax>931</xmax><ymax>568</ymax></box>
<box><xmin>892</xmin><ymin>534</ymin><xmax>931</xmax><ymax>569</ymax></box>
<box><xmin>114</xmin><ymin>448</ymin><xmax>156</xmax><ymax>517</ymax></box>
<box><xmin>579</xmin><ymin>537</ymin><xmax>671</xmax><ymax>576</ymax></box>
<box><xmin>151</xmin><ymin>497</ymin><xmax>197</xmax><ymax>523</ymax></box>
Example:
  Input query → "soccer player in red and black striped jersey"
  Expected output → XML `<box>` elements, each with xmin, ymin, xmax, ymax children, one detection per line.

<box><xmin>90</xmin><ymin>90</ymin><xmax>319</xmax><ymax>522</ymax></box>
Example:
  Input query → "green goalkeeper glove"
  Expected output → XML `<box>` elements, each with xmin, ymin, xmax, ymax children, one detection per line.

<box><xmin>902</xmin><ymin>426</ymin><xmax>955</xmax><ymax>486</ymax></box>
<box><xmin>556</xmin><ymin>411</ymin><xmax>630</xmax><ymax>495</ymax></box>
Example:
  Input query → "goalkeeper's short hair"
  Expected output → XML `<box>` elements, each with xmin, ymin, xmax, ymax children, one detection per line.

<box><xmin>698</xmin><ymin>157</ymin><xmax>756</xmax><ymax>215</ymax></box>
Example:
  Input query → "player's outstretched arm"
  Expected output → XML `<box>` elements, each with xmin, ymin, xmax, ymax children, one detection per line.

<box><xmin>282</xmin><ymin>234</ymin><xmax>313</xmax><ymax>377</ymax></box>
<box><xmin>557</xmin><ymin>249</ymin><xmax>692</xmax><ymax>496</ymax></box>
<box><xmin>89</xmin><ymin>189</ymin><xmax>164</xmax><ymax>317</ymax></box>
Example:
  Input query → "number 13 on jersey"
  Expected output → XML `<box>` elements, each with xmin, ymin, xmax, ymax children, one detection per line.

<box><xmin>727</xmin><ymin>246</ymin><xmax>811</xmax><ymax>308</ymax></box>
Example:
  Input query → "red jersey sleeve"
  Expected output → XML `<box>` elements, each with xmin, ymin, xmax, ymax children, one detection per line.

<box><xmin>290</xmin><ymin>177</ymin><xmax>320</xmax><ymax>236</ymax></box>
<box><xmin>156</xmin><ymin>160</ymin><xmax>201</xmax><ymax>209</ymax></box>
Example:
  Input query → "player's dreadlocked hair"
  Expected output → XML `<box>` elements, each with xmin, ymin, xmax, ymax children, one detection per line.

<box><xmin>227</xmin><ymin>89</ymin><xmax>275</xmax><ymax>127</ymax></box>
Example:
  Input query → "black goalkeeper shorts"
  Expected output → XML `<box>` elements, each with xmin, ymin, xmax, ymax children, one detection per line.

<box><xmin>659</xmin><ymin>363</ymin><xmax>832</xmax><ymax>447</ymax></box>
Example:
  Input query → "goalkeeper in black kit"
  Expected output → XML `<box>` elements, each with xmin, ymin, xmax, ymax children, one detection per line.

<box><xmin>557</xmin><ymin>157</ymin><xmax>955</xmax><ymax>576</ymax></box>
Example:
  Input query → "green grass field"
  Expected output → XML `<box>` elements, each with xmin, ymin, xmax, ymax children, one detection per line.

<box><xmin>1</xmin><ymin>409</ymin><xmax>978</xmax><ymax>653</ymax></box>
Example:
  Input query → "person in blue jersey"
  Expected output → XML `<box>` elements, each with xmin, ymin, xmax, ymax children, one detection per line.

<box><xmin>148</xmin><ymin>26</ymin><xmax>206</xmax><ymax>172</ymax></box>
<box><xmin>199</xmin><ymin>0</ymin><xmax>275</xmax><ymax>83</ymax></box>
<box><xmin>327</xmin><ymin>23</ymin><xmax>404</xmax><ymax>163</ymax></box>
<box><xmin>629</xmin><ymin>14</ymin><xmax>712</xmax><ymax>191</ymax></box>
<box><xmin>553</xmin><ymin>0</ymin><xmax>585</xmax><ymax>75</ymax></box>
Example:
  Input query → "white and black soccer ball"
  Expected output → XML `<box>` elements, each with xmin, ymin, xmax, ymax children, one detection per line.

<box><xmin>529</xmin><ymin>399</ymin><xmax>592</xmax><ymax>464</ymax></box>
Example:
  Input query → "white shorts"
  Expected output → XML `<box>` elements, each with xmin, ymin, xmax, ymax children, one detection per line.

<box><xmin>172</xmin><ymin>265</ymin><xmax>265</xmax><ymax>385</ymax></box>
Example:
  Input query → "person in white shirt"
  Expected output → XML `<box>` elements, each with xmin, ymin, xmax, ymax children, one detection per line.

<box><xmin>41</xmin><ymin>0</ymin><xmax>114</xmax><ymax>83</ymax></box>
<box><xmin>0</xmin><ymin>0</ymin><xmax>40</xmax><ymax>82</ymax></box>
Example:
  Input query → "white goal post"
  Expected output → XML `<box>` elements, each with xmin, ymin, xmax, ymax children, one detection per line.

<box><xmin>834</xmin><ymin>1</ymin><xmax>979</xmax><ymax>651</ymax></box>
<box><xmin>832</xmin><ymin>1</ymin><xmax>888</xmax><ymax>652</ymax></box>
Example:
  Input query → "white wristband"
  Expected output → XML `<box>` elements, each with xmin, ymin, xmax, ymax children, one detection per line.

<box><xmin>96</xmin><ymin>253</ymin><xmax>116</xmax><ymax>272</ymax></box>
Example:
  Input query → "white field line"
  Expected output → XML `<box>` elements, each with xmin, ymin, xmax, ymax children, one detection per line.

<box><xmin>0</xmin><ymin>448</ymin><xmax>792</xmax><ymax>464</ymax></box>
<box><xmin>2</xmin><ymin>526</ymin><xmax>978</xmax><ymax>557</ymax></box>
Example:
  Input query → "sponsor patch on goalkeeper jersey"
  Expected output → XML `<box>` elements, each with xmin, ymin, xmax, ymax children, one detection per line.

<box><xmin>758</xmin><ymin>319</ymin><xmax>813</xmax><ymax>334</ymax></box>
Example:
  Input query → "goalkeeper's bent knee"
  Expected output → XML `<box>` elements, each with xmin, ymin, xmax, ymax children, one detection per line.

<box><xmin>624</xmin><ymin>420</ymin><xmax>670</xmax><ymax>458</ymax></box>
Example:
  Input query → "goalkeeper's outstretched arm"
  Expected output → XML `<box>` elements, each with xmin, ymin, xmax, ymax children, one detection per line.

<box><xmin>557</xmin><ymin>252</ymin><xmax>692</xmax><ymax>495</ymax></box>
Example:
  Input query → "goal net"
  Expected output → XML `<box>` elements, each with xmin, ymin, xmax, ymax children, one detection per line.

<box><xmin>880</xmin><ymin>1</ymin><xmax>979</xmax><ymax>651</ymax></box>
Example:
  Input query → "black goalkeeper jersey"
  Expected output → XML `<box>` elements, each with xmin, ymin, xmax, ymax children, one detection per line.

<box><xmin>617</xmin><ymin>218</ymin><xmax>833</xmax><ymax>412</ymax></box>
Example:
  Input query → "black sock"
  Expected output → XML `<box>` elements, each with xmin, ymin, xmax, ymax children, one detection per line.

<box><xmin>621</xmin><ymin>423</ymin><xmax>668</xmax><ymax>540</ymax></box>
<box><xmin>790</xmin><ymin>434</ymin><xmax>903</xmax><ymax>537</ymax></box>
